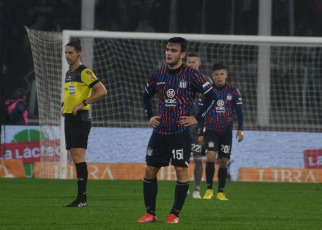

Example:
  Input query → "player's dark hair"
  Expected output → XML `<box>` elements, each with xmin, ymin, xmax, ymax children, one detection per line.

<box><xmin>65</xmin><ymin>40</ymin><xmax>82</xmax><ymax>53</ymax></box>
<box><xmin>212</xmin><ymin>63</ymin><xmax>227</xmax><ymax>72</ymax></box>
<box><xmin>187</xmin><ymin>52</ymin><xmax>200</xmax><ymax>58</ymax></box>
<box><xmin>167</xmin><ymin>37</ymin><xmax>187</xmax><ymax>53</ymax></box>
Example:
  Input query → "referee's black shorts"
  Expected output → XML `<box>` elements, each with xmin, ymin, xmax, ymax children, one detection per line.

<box><xmin>64</xmin><ymin>110</ymin><xmax>91</xmax><ymax>150</ymax></box>
<box><xmin>146</xmin><ymin>129</ymin><xmax>192</xmax><ymax>168</ymax></box>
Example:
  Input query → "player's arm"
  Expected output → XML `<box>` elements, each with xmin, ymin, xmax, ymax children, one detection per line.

<box><xmin>235</xmin><ymin>103</ymin><xmax>244</xmax><ymax>142</ymax></box>
<box><xmin>197</xmin><ymin>96</ymin><xmax>206</xmax><ymax>145</ymax></box>
<box><xmin>194</xmin><ymin>89</ymin><xmax>217</xmax><ymax>123</ymax></box>
<box><xmin>180</xmin><ymin>73</ymin><xmax>217</xmax><ymax>126</ymax></box>
<box><xmin>143</xmin><ymin>90</ymin><xmax>160</xmax><ymax>127</ymax></box>
<box><xmin>84</xmin><ymin>81</ymin><xmax>107</xmax><ymax>104</ymax></box>
<box><xmin>73</xmin><ymin>81</ymin><xmax>107</xmax><ymax>115</ymax></box>
<box><xmin>143</xmin><ymin>75</ymin><xmax>159</xmax><ymax>127</ymax></box>
<box><xmin>179</xmin><ymin>90</ymin><xmax>216</xmax><ymax>126</ymax></box>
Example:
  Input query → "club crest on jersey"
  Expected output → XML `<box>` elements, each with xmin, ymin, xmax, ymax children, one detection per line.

<box><xmin>179</xmin><ymin>79</ymin><xmax>187</xmax><ymax>88</ymax></box>
<box><xmin>69</xmin><ymin>85</ymin><xmax>75</xmax><ymax>95</ymax></box>
<box><xmin>216</xmin><ymin>99</ymin><xmax>225</xmax><ymax>113</ymax></box>
<box><xmin>146</xmin><ymin>147</ymin><xmax>153</xmax><ymax>156</ymax></box>
<box><xmin>208</xmin><ymin>141</ymin><xmax>214</xmax><ymax>148</ymax></box>
<box><xmin>227</xmin><ymin>94</ymin><xmax>232</xmax><ymax>100</ymax></box>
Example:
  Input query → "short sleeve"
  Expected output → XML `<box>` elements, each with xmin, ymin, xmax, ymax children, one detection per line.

<box><xmin>81</xmin><ymin>69</ymin><xmax>98</xmax><ymax>87</ymax></box>
<box><xmin>191</xmin><ymin>71</ymin><xmax>213</xmax><ymax>95</ymax></box>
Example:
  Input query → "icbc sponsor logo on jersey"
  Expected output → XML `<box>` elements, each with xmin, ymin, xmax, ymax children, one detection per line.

<box><xmin>304</xmin><ymin>149</ymin><xmax>322</xmax><ymax>169</ymax></box>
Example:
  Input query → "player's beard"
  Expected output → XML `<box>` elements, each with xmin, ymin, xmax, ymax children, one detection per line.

<box><xmin>67</xmin><ymin>58</ymin><xmax>77</xmax><ymax>66</ymax></box>
<box><xmin>166</xmin><ymin>56</ymin><xmax>181</xmax><ymax>68</ymax></box>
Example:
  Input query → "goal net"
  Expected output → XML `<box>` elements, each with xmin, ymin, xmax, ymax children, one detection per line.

<box><xmin>26</xmin><ymin>27</ymin><xmax>322</xmax><ymax>181</ymax></box>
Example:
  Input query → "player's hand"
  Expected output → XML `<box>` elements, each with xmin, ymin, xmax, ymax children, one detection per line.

<box><xmin>236</xmin><ymin>130</ymin><xmax>244</xmax><ymax>142</ymax></box>
<box><xmin>72</xmin><ymin>103</ymin><xmax>84</xmax><ymax>116</ymax></box>
<box><xmin>149</xmin><ymin>116</ymin><xmax>160</xmax><ymax>127</ymax></box>
<box><xmin>179</xmin><ymin>116</ymin><xmax>197</xmax><ymax>126</ymax></box>
<box><xmin>198</xmin><ymin>136</ymin><xmax>205</xmax><ymax>145</ymax></box>
<box><xmin>61</xmin><ymin>106</ymin><xmax>65</xmax><ymax>117</ymax></box>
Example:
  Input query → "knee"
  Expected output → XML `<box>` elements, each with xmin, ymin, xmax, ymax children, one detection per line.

<box><xmin>218</xmin><ymin>158</ymin><xmax>228</xmax><ymax>168</ymax></box>
<box><xmin>206</xmin><ymin>151</ymin><xmax>216</xmax><ymax>162</ymax></box>
<box><xmin>175</xmin><ymin>167</ymin><xmax>189</xmax><ymax>183</ymax></box>
<box><xmin>144</xmin><ymin>166</ymin><xmax>159</xmax><ymax>179</ymax></box>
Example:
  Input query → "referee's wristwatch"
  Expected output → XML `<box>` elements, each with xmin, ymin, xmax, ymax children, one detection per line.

<box><xmin>82</xmin><ymin>100</ymin><xmax>87</xmax><ymax>106</ymax></box>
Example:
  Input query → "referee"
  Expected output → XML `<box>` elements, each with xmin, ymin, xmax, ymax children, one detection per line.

<box><xmin>61</xmin><ymin>41</ymin><xmax>107</xmax><ymax>207</ymax></box>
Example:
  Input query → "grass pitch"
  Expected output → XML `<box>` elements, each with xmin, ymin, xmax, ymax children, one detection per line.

<box><xmin>0</xmin><ymin>178</ymin><xmax>321</xmax><ymax>230</ymax></box>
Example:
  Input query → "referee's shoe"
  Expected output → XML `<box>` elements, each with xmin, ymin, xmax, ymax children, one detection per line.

<box><xmin>66</xmin><ymin>200</ymin><xmax>88</xmax><ymax>207</ymax></box>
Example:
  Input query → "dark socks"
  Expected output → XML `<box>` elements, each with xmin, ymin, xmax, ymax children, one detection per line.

<box><xmin>206</xmin><ymin>161</ymin><xmax>215</xmax><ymax>189</ymax></box>
<box><xmin>170</xmin><ymin>181</ymin><xmax>189</xmax><ymax>217</ymax></box>
<box><xmin>75</xmin><ymin>162</ymin><xmax>88</xmax><ymax>201</ymax></box>
<box><xmin>143</xmin><ymin>178</ymin><xmax>158</xmax><ymax>215</ymax></box>
<box><xmin>218</xmin><ymin>167</ymin><xmax>227</xmax><ymax>193</ymax></box>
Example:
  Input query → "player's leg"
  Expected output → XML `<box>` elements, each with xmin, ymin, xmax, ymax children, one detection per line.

<box><xmin>137</xmin><ymin>166</ymin><xmax>160</xmax><ymax>223</ymax></box>
<box><xmin>192</xmin><ymin>153</ymin><xmax>203</xmax><ymax>198</ymax></box>
<box><xmin>67</xmin><ymin>148</ymin><xmax>88</xmax><ymax>207</ymax></box>
<box><xmin>166</xmin><ymin>166</ymin><xmax>189</xmax><ymax>223</ymax></box>
<box><xmin>65</xmin><ymin>112</ymin><xmax>91</xmax><ymax>207</ymax></box>
<box><xmin>166</xmin><ymin>130</ymin><xmax>191</xmax><ymax>223</ymax></box>
<box><xmin>203</xmin><ymin>130</ymin><xmax>218</xmax><ymax>200</ymax></box>
<box><xmin>217</xmin><ymin>157</ymin><xmax>229</xmax><ymax>200</ymax></box>
<box><xmin>137</xmin><ymin>132</ymin><xmax>168</xmax><ymax>223</ymax></box>
<box><xmin>216</xmin><ymin>130</ymin><xmax>232</xmax><ymax>201</ymax></box>
<box><xmin>203</xmin><ymin>150</ymin><xmax>216</xmax><ymax>200</ymax></box>
<box><xmin>191</xmin><ymin>141</ymin><xmax>203</xmax><ymax>198</ymax></box>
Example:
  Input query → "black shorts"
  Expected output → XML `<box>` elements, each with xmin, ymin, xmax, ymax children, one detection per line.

<box><xmin>204</xmin><ymin>130</ymin><xmax>232</xmax><ymax>159</ymax></box>
<box><xmin>146</xmin><ymin>129</ymin><xmax>192</xmax><ymax>168</ymax></box>
<box><xmin>64</xmin><ymin>110</ymin><xmax>91</xmax><ymax>150</ymax></box>
<box><xmin>191</xmin><ymin>140</ymin><xmax>206</xmax><ymax>158</ymax></box>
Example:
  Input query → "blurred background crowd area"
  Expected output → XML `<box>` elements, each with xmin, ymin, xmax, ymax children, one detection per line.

<box><xmin>1</xmin><ymin>0</ymin><xmax>322</xmax><ymax>123</ymax></box>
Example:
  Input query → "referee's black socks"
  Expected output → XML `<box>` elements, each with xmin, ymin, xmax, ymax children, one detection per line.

<box><xmin>75</xmin><ymin>162</ymin><xmax>88</xmax><ymax>202</ymax></box>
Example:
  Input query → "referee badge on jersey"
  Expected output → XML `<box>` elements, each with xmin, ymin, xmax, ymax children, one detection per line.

<box><xmin>146</xmin><ymin>147</ymin><xmax>153</xmax><ymax>156</ymax></box>
<box><xmin>179</xmin><ymin>79</ymin><xmax>187</xmax><ymax>88</ymax></box>
<box><xmin>227</xmin><ymin>94</ymin><xmax>232</xmax><ymax>100</ymax></box>
<box><xmin>69</xmin><ymin>85</ymin><xmax>75</xmax><ymax>95</ymax></box>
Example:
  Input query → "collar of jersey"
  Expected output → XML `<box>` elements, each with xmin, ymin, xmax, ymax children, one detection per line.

<box><xmin>166</xmin><ymin>64</ymin><xmax>184</xmax><ymax>75</ymax></box>
<box><xmin>214</xmin><ymin>84</ymin><xmax>227</xmax><ymax>90</ymax></box>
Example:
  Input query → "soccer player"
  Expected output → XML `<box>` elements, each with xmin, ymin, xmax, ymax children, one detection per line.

<box><xmin>185</xmin><ymin>53</ymin><xmax>212</xmax><ymax>199</ymax></box>
<box><xmin>61</xmin><ymin>41</ymin><xmax>107</xmax><ymax>207</ymax></box>
<box><xmin>137</xmin><ymin>37</ymin><xmax>217</xmax><ymax>223</ymax></box>
<box><xmin>200</xmin><ymin>63</ymin><xmax>244</xmax><ymax>201</ymax></box>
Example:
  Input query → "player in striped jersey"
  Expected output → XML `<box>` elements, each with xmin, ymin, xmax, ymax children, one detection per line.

<box><xmin>186</xmin><ymin>53</ymin><xmax>212</xmax><ymax>199</ymax></box>
<box><xmin>137</xmin><ymin>37</ymin><xmax>218</xmax><ymax>224</ymax></box>
<box><xmin>199</xmin><ymin>63</ymin><xmax>244</xmax><ymax>201</ymax></box>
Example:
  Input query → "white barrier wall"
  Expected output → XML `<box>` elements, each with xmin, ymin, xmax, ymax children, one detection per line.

<box><xmin>1</xmin><ymin>125</ymin><xmax>321</xmax><ymax>181</ymax></box>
